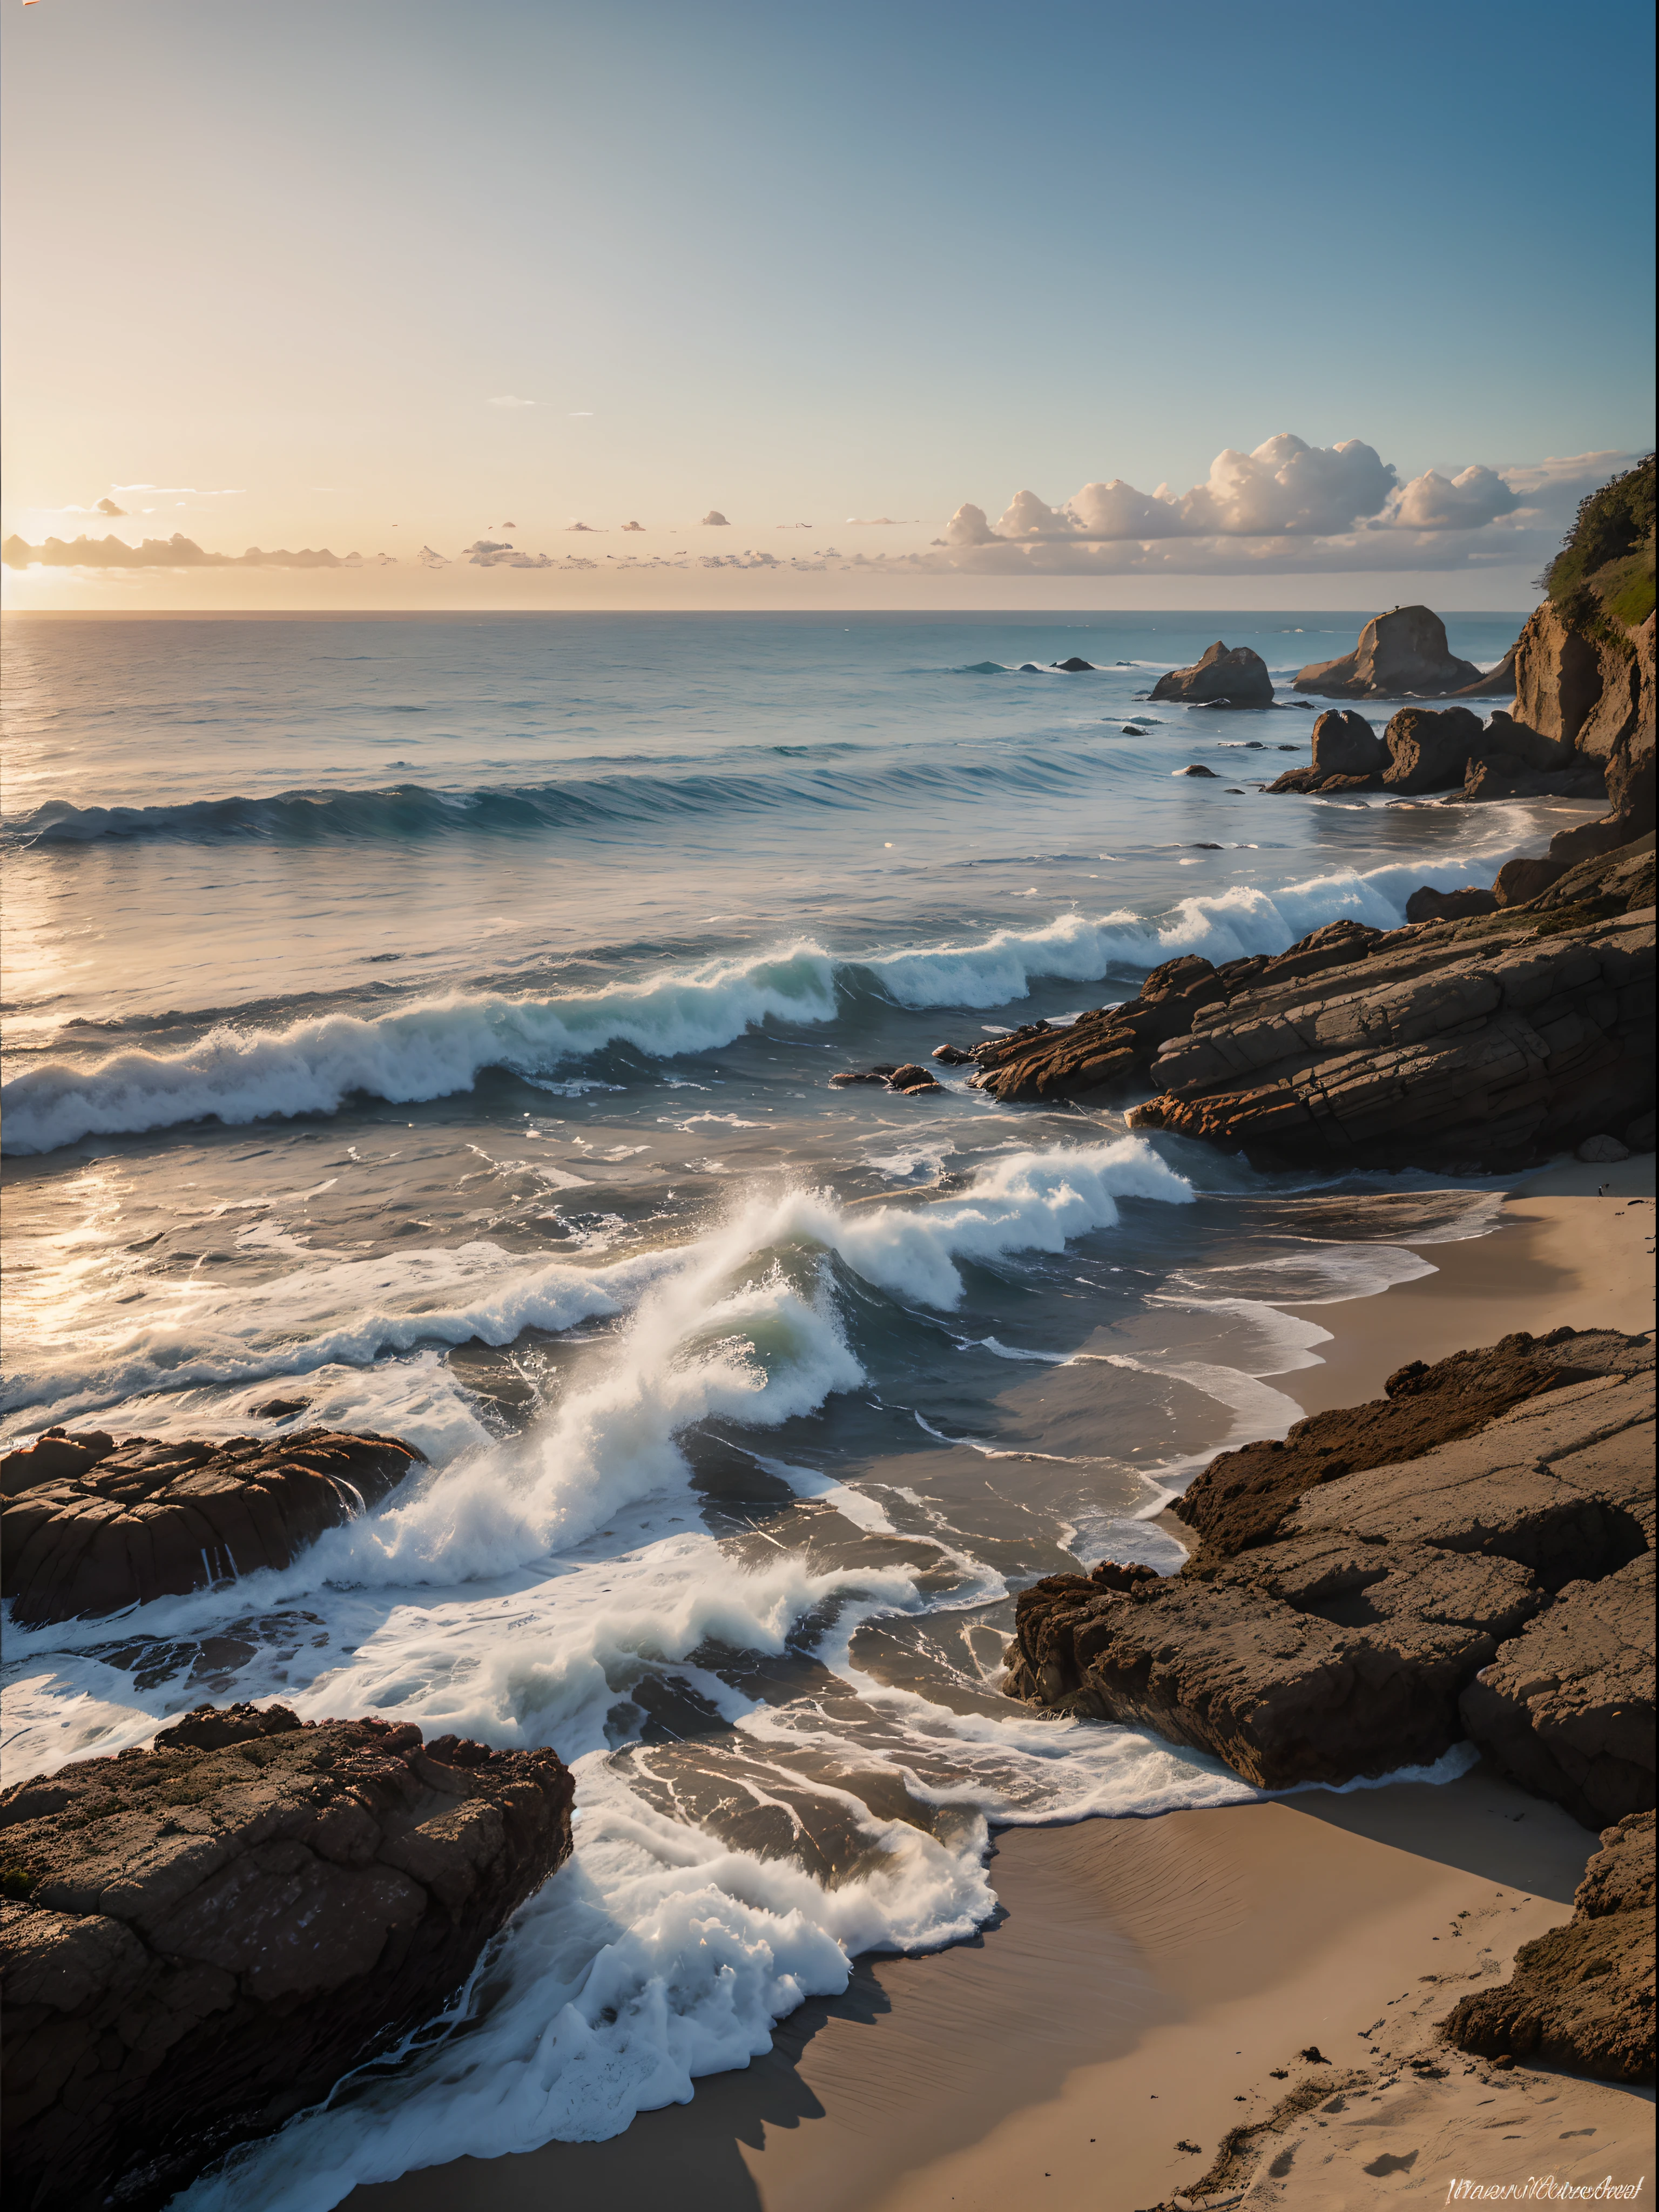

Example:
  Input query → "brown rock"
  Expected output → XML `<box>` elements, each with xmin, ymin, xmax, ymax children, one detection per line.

<box><xmin>1493</xmin><ymin>854</ymin><xmax>1572</xmax><ymax>906</ymax></box>
<box><xmin>1310</xmin><ymin>709</ymin><xmax>1386</xmax><ymax>780</ymax></box>
<box><xmin>1440</xmin><ymin>1813</ymin><xmax>1655</xmax><ymax>2082</ymax></box>
<box><xmin>1293</xmin><ymin>606</ymin><xmax>1483</xmax><ymax>699</ymax></box>
<box><xmin>0</xmin><ymin>1429</ymin><xmax>424</xmax><ymax>1628</ymax></box>
<box><xmin>1380</xmin><ymin>705</ymin><xmax>1487</xmax><ymax>793</ymax></box>
<box><xmin>0</xmin><ymin>1704</ymin><xmax>575</xmax><ymax>2211</ymax></box>
<box><xmin>1404</xmin><ymin>886</ymin><xmax>1499</xmax><ymax>923</ymax></box>
<box><xmin>1150</xmin><ymin>641</ymin><xmax>1274</xmax><ymax>708</ymax></box>
<box><xmin>1445</xmin><ymin>639</ymin><xmax>1521</xmax><ymax>699</ymax></box>
<box><xmin>887</xmin><ymin>1062</ymin><xmax>942</xmax><ymax>1092</ymax></box>
<box><xmin>1004</xmin><ymin>1332</ymin><xmax>1654</xmax><ymax>1814</ymax></box>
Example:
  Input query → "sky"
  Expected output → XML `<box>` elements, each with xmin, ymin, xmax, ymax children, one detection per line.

<box><xmin>2</xmin><ymin>0</ymin><xmax>1654</xmax><ymax>612</ymax></box>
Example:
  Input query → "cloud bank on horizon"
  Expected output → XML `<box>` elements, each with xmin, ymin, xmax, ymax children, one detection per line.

<box><xmin>1</xmin><ymin>437</ymin><xmax>1642</xmax><ymax>578</ymax></box>
<box><xmin>924</xmin><ymin>436</ymin><xmax>1634</xmax><ymax>577</ymax></box>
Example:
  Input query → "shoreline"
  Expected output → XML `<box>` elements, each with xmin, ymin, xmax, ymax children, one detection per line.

<box><xmin>352</xmin><ymin>1154</ymin><xmax>1657</xmax><ymax>2212</ymax></box>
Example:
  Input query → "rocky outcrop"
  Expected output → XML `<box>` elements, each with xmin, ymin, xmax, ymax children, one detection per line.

<box><xmin>0</xmin><ymin>1429</ymin><xmax>423</xmax><ymax>1628</ymax></box>
<box><xmin>1266</xmin><ymin>700</ymin><xmax>1600</xmax><ymax>801</ymax></box>
<box><xmin>0</xmin><ymin>1702</ymin><xmax>575</xmax><ymax>2212</ymax></box>
<box><xmin>1126</xmin><ymin>899</ymin><xmax>1655</xmax><ymax>1171</ymax></box>
<box><xmin>1292</xmin><ymin>605</ymin><xmax>1483</xmax><ymax>699</ymax></box>
<box><xmin>1149</xmin><ymin>640</ymin><xmax>1273</xmax><ymax>708</ymax></box>
<box><xmin>1404</xmin><ymin>885</ymin><xmax>1497</xmax><ymax>923</ymax></box>
<box><xmin>829</xmin><ymin>1061</ymin><xmax>942</xmax><ymax>1094</ymax></box>
<box><xmin>948</xmin><ymin>851</ymin><xmax>1656</xmax><ymax>1169</ymax></box>
<box><xmin>1446</xmin><ymin>638</ymin><xmax>1521</xmax><ymax>699</ymax></box>
<box><xmin>1440</xmin><ymin>1812</ymin><xmax>1655</xmax><ymax>2082</ymax></box>
<box><xmin>1002</xmin><ymin>1330</ymin><xmax>1655</xmax><ymax>1818</ymax></box>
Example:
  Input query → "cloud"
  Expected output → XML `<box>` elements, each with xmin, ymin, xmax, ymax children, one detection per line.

<box><xmin>488</xmin><ymin>396</ymin><xmax>536</xmax><ymax>408</ymax></box>
<box><xmin>846</xmin><ymin>516</ymin><xmax>918</xmax><ymax>525</ymax></box>
<box><xmin>622</xmin><ymin>520</ymin><xmax>645</xmax><ymax>531</ymax></box>
<box><xmin>1392</xmin><ymin>463</ymin><xmax>1521</xmax><ymax>529</ymax></box>
<box><xmin>112</xmin><ymin>484</ymin><xmax>245</xmax><ymax>496</ymax></box>
<box><xmin>565</xmin><ymin>521</ymin><xmax>602</xmax><ymax>532</ymax></box>
<box><xmin>920</xmin><ymin>435</ymin><xmax>1645</xmax><ymax>578</ymax></box>
<box><xmin>700</xmin><ymin>509</ymin><xmax>730</xmax><ymax>527</ymax></box>
<box><xmin>698</xmin><ymin>550</ymin><xmax>779</xmax><ymax>568</ymax></box>
<box><xmin>2</xmin><ymin>532</ymin><xmax>358</xmax><ymax>570</ymax></box>
<box><xmin>416</xmin><ymin>545</ymin><xmax>451</xmax><ymax>568</ymax></box>
<box><xmin>95</xmin><ymin>497</ymin><xmax>127</xmax><ymax>517</ymax></box>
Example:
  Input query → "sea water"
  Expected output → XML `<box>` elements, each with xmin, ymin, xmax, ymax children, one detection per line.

<box><xmin>0</xmin><ymin>610</ymin><xmax>1564</xmax><ymax>2206</ymax></box>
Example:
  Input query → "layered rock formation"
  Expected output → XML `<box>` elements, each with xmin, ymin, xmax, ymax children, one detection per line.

<box><xmin>1292</xmin><ymin>605</ymin><xmax>1483</xmax><ymax>699</ymax></box>
<box><xmin>0</xmin><ymin>1701</ymin><xmax>575</xmax><ymax>2212</ymax></box>
<box><xmin>1149</xmin><ymin>640</ymin><xmax>1273</xmax><ymax>708</ymax></box>
<box><xmin>945</xmin><ymin>841</ymin><xmax>1655</xmax><ymax>1169</ymax></box>
<box><xmin>1002</xmin><ymin>1328</ymin><xmax>1655</xmax><ymax>1821</ymax></box>
<box><xmin>1441</xmin><ymin>1812</ymin><xmax>1654</xmax><ymax>2082</ymax></box>
<box><xmin>0</xmin><ymin>1428</ymin><xmax>423</xmax><ymax>1628</ymax></box>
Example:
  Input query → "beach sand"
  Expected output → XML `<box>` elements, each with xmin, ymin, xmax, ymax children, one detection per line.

<box><xmin>353</xmin><ymin>1158</ymin><xmax>1657</xmax><ymax>2212</ymax></box>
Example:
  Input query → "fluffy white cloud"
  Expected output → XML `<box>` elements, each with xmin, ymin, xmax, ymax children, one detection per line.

<box><xmin>1392</xmin><ymin>463</ymin><xmax>1520</xmax><ymax>529</ymax></box>
<box><xmin>920</xmin><ymin>435</ymin><xmax>1644</xmax><ymax>576</ymax></box>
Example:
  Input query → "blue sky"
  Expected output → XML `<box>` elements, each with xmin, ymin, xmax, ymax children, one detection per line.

<box><xmin>2</xmin><ymin>0</ymin><xmax>1653</xmax><ymax>606</ymax></box>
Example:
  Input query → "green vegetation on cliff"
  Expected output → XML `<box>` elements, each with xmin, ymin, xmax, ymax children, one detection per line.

<box><xmin>1542</xmin><ymin>454</ymin><xmax>1656</xmax><ymax>631</ymax></box>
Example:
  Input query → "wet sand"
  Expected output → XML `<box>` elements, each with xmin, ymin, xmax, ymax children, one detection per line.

<box><xmin>353</xmin><ymin>1154</ymin><xmax>1657</xmax><ymax>2212</ymax></box>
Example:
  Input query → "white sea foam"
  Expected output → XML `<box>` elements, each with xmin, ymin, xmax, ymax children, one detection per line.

<box><xmin>1</xmin><ymin>845</ymin><xmax>1531</xmax><ymax>1154</ymax></box>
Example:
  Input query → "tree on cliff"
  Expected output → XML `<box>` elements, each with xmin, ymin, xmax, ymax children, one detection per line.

<box><xmin>1541</xmin><ymin>454</ymin><xmax>1656</xmax><ymax>630</ymax></box>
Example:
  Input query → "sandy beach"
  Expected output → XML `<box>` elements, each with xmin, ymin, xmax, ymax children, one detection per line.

<box><xmin>352</xmin><ymin>1159</ymin><xmax>1657</xmax><ymax>2212</ymax></box>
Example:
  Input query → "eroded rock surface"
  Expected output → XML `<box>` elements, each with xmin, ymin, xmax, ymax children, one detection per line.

<box><xmin>1002</xmin><ymin>1332</ymin><xmax>1655</xmax><ymax>1817</ymax></box>
<box><xmin>1149</xmin><ymin>640</ymin><xmax>1273</xmax><ymax>708</ymax></box>
<box><xmin>0</xmin><ymin>1428</ymin><xmax>423</xmax><ymax>1627</ymax></box>
<box><xmin>0</xmin><ymin>1702</ymin><xmax>575</xmax><ymax>2211</ymax></box>
<box><xmin>1440</xmin><ymin>1812</ymin><xmax>1655</xmax><ymax>2082</ymax></box>
<box><xmin>1292</xmin><ymin>605</ymin><xmax>1483</xmax><ymax>699</ymax></box>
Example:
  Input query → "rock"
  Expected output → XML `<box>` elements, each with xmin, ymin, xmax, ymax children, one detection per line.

<box><xmin>1482</xmin><ymin>710</ymin><xmax>1575</xmax><ymax>773</ymax></box>
<box><xmin>1404</xmin><ymin>886</ymin><xmax>1499</xmax><ymax>924</ymax></box>
<box><xmin>829</xmin><ymin>1070</ymin><xmax>889</xmax><ymax>1085</ymax></box>
<box><xmin>1003</xmin><ymin>1331</ymin><xmax>1654</xmax><ymax>1812</ymax></box>
<box><xmin>249</xmin><ymin>1397</ymin><xmax>311</xmax><ymax>1421</ymax></box>
<box><xmin>1128</xmin><ymin>907</ymin><xmax>1656</xmax><ymax>1170</ymax></box>
<box><xmin>1492</xmin><ymin>853</ymin><xmax>1572</xmax><ymax>907</ymax></box>
<box><xmin>1577</xmin><ymin>1133</ymin><xmax>1631</xmax><ymax>1162</ymax></box>
<box><xmin>1150</xmin><ymin>641</ymin><xmax>1274</xmax><ymax>709</ymax></box>
<box><xmin>1459</xmin><ymin>1553</ymin><xmax>1656</xmax><ymax>1829</ymax></box>
<box><xmin>930</xmin><ymin>1043</ymin><xmax>975</xmax><ymax>1065</ymax></box>
<box><xmin>0</xmin><ymin>1431</ymin><xmax>424</xmax><ymax>1628</ymax></box>
<box><xmin>1174</xmin><ymin>763</ymin><xmax>1219</xmax><ymax>777</ymax></box>
<box><xmin>1051</xmin><ymin>656</ymin><xmax>1095</xmax><ymax>672</ymax></box>
<box><xmin>0</xmin><ymin>1705</ymin><xmax>574</xmax><ymax>2211</ymax></box>
<box><xmin>1440</xmin><ymin>1814</ymin><xmax>1655</xmax><ymax>2082</ymax></box>
<box><xmin>1310</xmin><ymin>710</ymin><xmax>1387</xmax><ymax>780</ymax></box>
<box><xmin>1293</xmin><ymin>606</ymin><xmax>1484</xmax><ymax>699</ymax></box>
<box><xmin>1381</xmin><ymin>705</ymin><xmax>1488</xmax><ymax>793</ymax></box>
<box><xmin>1171</xmin><ymin>1331</ymin><xmax>1621</xmax><ymax>1560</ymax></box>
<box><xmin>887</xmin><ymin>1063</ymin><xmax>942</xmax><ymax>1093</ymax></box>
<box><xmin>1446</xmin><ymin>640</ymin><xmax>1522</xmax><ymax>699</ymax></box>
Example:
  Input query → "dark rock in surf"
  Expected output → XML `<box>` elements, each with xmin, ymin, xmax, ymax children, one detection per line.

<box><xmin>1051</xmin><ymin>657</ymin><xmax>1096</xmax><ymax>672</ymax></box>
<box><xmin>1174</xmin><ymin>763</ymin><xmax>1219</xmax><ymax>777</ymax></box>
<box><xmin>1440</xmin><ymin>1813</ymin><xmax>1655</xmax><ymax>2081</ymax></box>
<box><xmin>0</xmin><ymin>1429</ymin><xmax>423</xmax><ymax>1627</ymax></box>
<box><xmin>1151</xmin><ymin>642</ymin><xmax>1274</xmax><ymax>709</ymax></box>
<box><xmin>0</xmin><ymin>1702</ymin><xmax>575</xmax><ymax>2211</ymax></box>
<box><xmin>887</xmin><ymin>1063</ymin><xmax>943</xmax><ymax>1093</ymax></box>
<box><xmin>931</xmin><ymin>1044</ymin><xmax>976</xmax><ymax>1065</ymax></box>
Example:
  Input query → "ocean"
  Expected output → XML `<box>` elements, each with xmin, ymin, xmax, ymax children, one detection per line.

<box><xmin>0</xmin><ymin>609</ymin><xmax>1574</xmax><ymax>2206</ymax></box>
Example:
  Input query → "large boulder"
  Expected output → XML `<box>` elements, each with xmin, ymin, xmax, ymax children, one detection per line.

<box><xmin>1149</xmin><ymin>640</ymin><xmax>1274</xmax><ymax>707</ymax></box>
<box><xmin>1440</xmin><ymin>1812</ymin><xmax>1655</xmax><ymax>2082</ymax></box>
<box><xmin>1003</xmin><ymin>1333</ymin><xmax>1654</xmax><ymax>1815</ymax></box>
<box><xmin>1293</xmin><ymin>606</ymin><xmax>1484</xmax><ymax>699</ymax></box>
<box><xmin>0</xmin><ymin>1703</ymin><xmax>576</xmax><ymax>2212</ymax></box>
<box><xmin>1310</xmin><ymin>709</ymin><xmax>1386</xmax><ymax>780</ymax></box>
<box><xmin>1381</xmin><ymin>704</ymin><xmax>1488</xmax><ymax>792</ymax></box>
<box><xmin>0</xmin><ymin>1429</ymin><xmax>423</xmax><ymax>1627</ymax></box>
<box><xmin>1446</xmin><ymin>638</ymin><xmax>1521</xmax><ymax>699</ymax></box>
